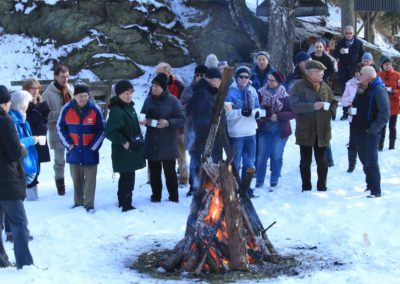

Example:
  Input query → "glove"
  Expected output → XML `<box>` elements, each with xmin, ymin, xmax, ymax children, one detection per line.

<box><xmin>254</xmin><ymin>111</ymin><xmax>260</xmax><ymax>119</ymax></box>
<box><xmin>241</xmin><ymin>108</ymin><xmax>252</xmax><ymax>117</ymax></box>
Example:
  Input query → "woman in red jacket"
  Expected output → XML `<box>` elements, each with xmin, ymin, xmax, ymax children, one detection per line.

<box><xmin>378</xmin><ymin>56</ymin><xmax>400</xmax><ymax>150</ymax></box>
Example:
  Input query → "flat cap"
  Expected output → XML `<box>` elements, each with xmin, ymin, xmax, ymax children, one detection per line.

<box><xmin>305</xmin><ymin>60</ymin><xmax>327</xmax><ymax>71</ymax></box>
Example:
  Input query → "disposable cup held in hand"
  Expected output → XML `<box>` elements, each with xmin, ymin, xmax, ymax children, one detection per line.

<box><xmin>386</xmin><ymin>87</ymin><xmax>392</xmax><ymax>93</ymax></box>
<box><xmin>38</xmin><ymin>136</ymin><xmax>46</xmax><ymax>145</ymax></box>
<box><xmin>323</xmin><ymin>102</ymin><xmax>330</xmax><ymax>111</ymax></box>
<box><xmin>224</xmin><ymin>102</ymin><xmax>232</xmax><ymax>112</ymax></box>
<box><xmin>350</xmin><ymin>107</ymin><xmax>357</xmax><ymax>115</ymax></box>
<box><xmin>138</xmin><ymin>113</ymin><xmax>146</xmax><ymax>122</ymax></box>
<box><xmin>150</xmin><ymin>119</ymin><xmax>158</xmax><ymax>127</ymax></box>
<box><xmin>343</xmin><ymin>48</ymin><xmax>349</xmax><ymax>54</ymax></box>
<box><xmin>259</xmin><ymin>109</ymin><xmax>266</xmax><ymax>117</ymax></box>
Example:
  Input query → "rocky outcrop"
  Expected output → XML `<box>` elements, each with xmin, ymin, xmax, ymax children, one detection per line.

<box><xmin>0</xmin><ymin>0</ymin><xmax>267</xmax><ymax>80</ymax></box>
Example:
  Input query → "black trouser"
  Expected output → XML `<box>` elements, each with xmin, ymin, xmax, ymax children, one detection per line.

<box><xmin>299</xmin><ymin>138</ymin><xmax>328</xmax><ymax>191</ymax></box>
<box><xmin>380</xmin><ymin>115</ymin><xmax>397</xmax><ymax>146</ymax></box>
<box><xmin>148</xmin><ymin>159</ymin><xmax>178</xmax><ymax>202</ymax></box>
<box><xmin>118</xmin><ymin>171</ymin><xmax>135</xmax><ymax>208</ymax></box>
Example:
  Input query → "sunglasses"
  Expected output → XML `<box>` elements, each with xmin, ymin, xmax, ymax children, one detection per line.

<box><xmin>238</xmin><ymin>75</ymin><xmax>250</xmax><ymax>79</ymax></box>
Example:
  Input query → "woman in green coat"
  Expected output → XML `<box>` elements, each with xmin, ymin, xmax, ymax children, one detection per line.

<box><xmin>105</xmin><ymin>80</ymin><xmax>145</xmax><ymax>212</ymax></box>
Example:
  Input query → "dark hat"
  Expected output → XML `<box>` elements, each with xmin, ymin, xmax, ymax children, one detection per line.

<box><xmin>305</xmin><ymin>60</ymin><xmax>327</xmax><ymax>71</ymax></box>
<box><xmin>270</xmin><ymin>70</ymin><xmax>286</xmax><ymax>84</ymax></box>
<box><xmin>115</xmin><ymin>80</ymin><xmax>133</xmax><ymax>96</ymax></box>
<box><xmin>296</xmin><ymin>51</ymin><xmax>311</xmax><ymax>64</ymax></box>
<box><xmin>194</xmin><ymin>65</ymin><xmax>208</xmax><ymax>75</ymax></box>
<box><xmin>205</xmin><ymin>67</ymin><xmax>222</xmax><ymax>79</ymax></box>
<box><xmin>0</xmin><ymin>85</ymin><xmax>11</xmax><ymax>104</ymax></box>
<box><xmin>255</xmin><ymin>51</ymin><xmax>270</xmax><ymax>60</ymax></box>
<box><xmin>235</xmin><ymin>66</ymin><xmax>251</xmax><ymax>79</ymax></box>
<box><xmin>379</xmin><ymin>55</ymin><xmax>392</xmax><ymax>67</ymax></box>
<box><xmin>74</xmin><ymin>84</ymin><xmax>89</xmax><ymax>96</ymax></box>
<box><xmin>152</xmin><ymin>73</ymin><xmax>169</xmax><ymax>91</ymax></box>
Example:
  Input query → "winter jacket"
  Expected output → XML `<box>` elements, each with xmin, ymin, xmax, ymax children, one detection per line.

<box><xmin>285</xmin><ymin>65</ymin><xmax>305</xmax><ymax>92</ymax></box>
<box><xmin>9</xmin><ymin>110</ymin><xmax>38</xmax><ymax>175</ymax></box>
<box><xmin>105</xmin><ymin>96</ymin><xmax>145</xmax><ymax>173</ymax></box>
<box><xmin>26</xmin><ymin>101</ymin><xmax>50</xmax><ymax>163</ymax></box>
<box><xmin>333</xmin><ymin>36</ymin><xmax>364</xmax><ymax>75</ymax></box>
<box><xmin>250</xmin><ymin>64</ymin><xmax>275</xmax><ymax>91</ymax></box>
<box><xmin>181</xmin><ymin>79</ymin><xmax>196</xmax><ymax>150</ymax></box>
<box><xmin>42</xmin><ymin>82</ymin><xmax>74</xmax><ymax>150</ymax></box>
<box><xmin>141</xmin><ymin>90</ymin><xmax>184</xmax><ymax>161</ymax></box>
<box><xmin>378</xmin><ymin>68</ymin><xmax>400</xmax><ymax>115</ymax></box>
<box><xmin>225</xmin><ymin>81</ymin><xmax>260</xmax><ymax>138</ymax></box>
<box><xmin>257</xmin><ymin>85</ymin><xmax>294</xmax><ymax>138</ymax></box>
<box><xmin>311</xmin><ymin>52</ymin><xmax>335</xmax><ymax>82</ymax></box>
<box><xmin>289</xmin><ymin>78</ymin><xmax>336</xmax><ymax>147</ymax></box>
<box><xmin>0</xmin><ymin>107</ymin><xmax>26</xmax><ymax>200</ymax></box>
<box><xmin>57</xmin><ymin>99</ymin><xmax>105</xmax><ymax>166</ymax></box>
<box><xmin>341</xmin><ymin>77</ymin><xmax>359</xmax><ymax>107</ymax></box>
<box><xmin>352</xmin><ymin>77</ymin><xmax>390</xmax><ymax>136</ymax></box>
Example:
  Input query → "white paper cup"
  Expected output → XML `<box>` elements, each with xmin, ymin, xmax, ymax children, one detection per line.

<box><xmin>224</xmin><ymin>102</ymin><xmax>232</xmax><ymax>112</ymax></box>
<box><xmin>138</xmin><ymin>113</ymin><xmax>146</xmax><ymax>121</ymax></box>
<box><xmin>343</xmin><ymin>48</ymin><xmax>349</xmax><ymax>54</ymax></box>
<box><xmin>386</xmin><ymin>87</ymin><xmax>392</xmax><ymax>93</ymax></box>
<box><xmin>150</xmin><ymin>119</ymin><xmax>158</xmax><ymax>127</ymax></box>
<box><xmin>351</xmin><ymin>107</ymin><xmax>357</xmax><ymax>115</ymax></box>
<box><xmin>259</xmin><ymin>109</ymin><xmax>266</xmax><ymax>117</ymax></box>
<box><xmin>323</xmin><ymin>102</ymin><xmax>330</xmax><ymax>111</ymax></box>
<box><xmin>38</xmin><ymin>136</ymin><xmax>46</xmax><ymax>145</ymax></box>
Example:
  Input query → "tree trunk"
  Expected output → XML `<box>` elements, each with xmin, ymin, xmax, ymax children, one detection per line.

<box><xmin>267</xmin><ymin>0</ymin><xmax>296</xmax><ymax>75</ymax></box>
<box><xmin>340</xmin><ymin>0</ymin><xmax>355</xmax><ymax>30</ymax></box>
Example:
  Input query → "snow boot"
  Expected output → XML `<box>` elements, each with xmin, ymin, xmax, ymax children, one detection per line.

<box><xmin>347</xmin><ymin>150</ymin><xmax>357</xmax><ymax>173</ymax></box>
<box><xmin>389</xmin><ymin>139</ymin><xmax>395</xmax><ymax>150</ymax></box>
<box><xmin>55</xmin><ymin>178</ymin><xmax>65</xmax><ymax>196</ymax></box>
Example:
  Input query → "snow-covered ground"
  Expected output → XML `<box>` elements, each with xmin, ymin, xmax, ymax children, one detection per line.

<box><xmin>1</xmin><ymin>85</ymin><xmax>400</xmax><ymax>283</ymax></box>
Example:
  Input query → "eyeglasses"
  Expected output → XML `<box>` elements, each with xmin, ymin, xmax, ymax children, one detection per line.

<box><xmin>238</xmin><ymin>75</ymin><xmax>250</xmax><ymax>79</ymax></box>
<box><xmin>195</xmin><ymin>73</ymin><xmax>205</xmax><ymax>78</ymax></box>
<box><xmin>267</xmin><ymin>78</ymin><xmax>277</xmax><ymax>82</ymax></box>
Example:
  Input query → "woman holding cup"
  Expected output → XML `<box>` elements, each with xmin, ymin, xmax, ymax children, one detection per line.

<box><xmin>9</xmin><ymin>90</ymin><xmax>40</xmax><ymax>201</ymax></box>
<box><xmin>24</xmin><ymin>79</ymin><xmax>51</xmax><ymax>194</ymax></box>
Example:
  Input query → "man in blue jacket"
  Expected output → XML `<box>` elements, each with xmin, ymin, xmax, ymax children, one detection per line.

<box><xmin>57</xmin><ymin>85</ymin><xmax>105</xmax><ymax>212</ymax></box>
<box><xmin>351</xmin><ymin>66</ymin><xmax>389</xmax><ymax>198</ymax></box>
<box><xmin>0</xmin><ymin>85</ymin><xmax>34</xmax><ymax>269</ymax></box>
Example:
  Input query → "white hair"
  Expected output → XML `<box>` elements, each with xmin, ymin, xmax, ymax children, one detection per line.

<box><xmin>11</xmin><ymin>90</ymin><xmax>32</xmax><ymax>112</ymax></box>
<box><xmin>205</xmin><ymin>54</ymin><xmax>219</xmax><ymax>69</ymax></box>
<box><xmin>344</xmin><ymin>25</ymin><xmax>354</xmax><ymax>32</ymax></box>
<box><xmin>361</xmin><ymin>65</ymin><xmax>377</xmax><ymax>79</ymax></box>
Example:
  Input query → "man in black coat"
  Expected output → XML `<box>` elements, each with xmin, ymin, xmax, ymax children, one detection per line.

<box><xmin>333</xmin><ymin>25</ymin><xmax>364</xmax><ymax>120</ymax></box>
<box><xmin>351</xmin><ymin>66</ymin><xmax>389</xmax><ymax>198</ymax></box>
<box><xmin>0</xmin><ymin>85</ymin><xmax>34</xmax><ymax>269</ymax></box>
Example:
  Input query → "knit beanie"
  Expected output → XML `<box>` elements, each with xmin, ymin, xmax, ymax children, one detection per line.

<box><xmin>205</xmin><ymin>54</ymin><xmax>219</xmax><ymax>69</ymax></box>
<box><xmin>0</xmin><ymin>85</ymin><xmax>11</xmax><ymax>104</ymax></box>
<box><xmin>379</xmin><ymin>55</ymin><xmax>392</xmax><ymax>67</ymax></box>
<box><xmin>194</xmin><ymin>65</ymin><xmax>208</xmax><ymax>75</ymax></box>
<box><xmin>74</xmin><ymin>84</ymin><xmax>89</xmax><ymax>96</ymax></box>
<box><xmin>152</xmin><ymin>73</ymin><xmax>169</xmax><ymax>91</ymax></box>
<box><xmin>115</xmin><ymin>80</ymin><xmax>133</xmax><ymax>96</ymax></box>
<box><xmin>255</xmin><ymin>51</ymin><xmax>270</xmax><ymax>60</ymax></box>
<box><xmin>205</xmin><ymin>67</ymin><xmax>222</xmax><ymax>79</ymax></box>
<box><xmin>270</xmin><ymin>70</ymin><xmax>286</xmax><ymax>85</ymax></box>
<box><xmin>235</xmin><ymin>66</ymin><xmax>251</xmax><ymax>79</ymax></box>
<box><xmin>296</xmin><ymin>51</ymin><xmax>311</xmax><ymax>64</ymax></box>
<box><xmin>362</xmin><ymin>52</ymin><xmax>373</xmax><ymax>61</ymax></box>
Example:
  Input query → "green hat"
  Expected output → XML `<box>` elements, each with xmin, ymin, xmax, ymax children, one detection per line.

<box><xmin>305</xmin><ymin>60</ymin><xmax>327</xmax><ymax>71</ymax></box>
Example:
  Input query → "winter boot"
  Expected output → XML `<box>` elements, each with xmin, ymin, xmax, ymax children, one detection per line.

<box><xmin>26</xmin><ymin>186</ymin><xmax>38</xmax><ymax>201</ymax></box>
<box><xmin>0</xmin><ymin>240</ymin><xmax>11</xmax><ymax>268</ymax></box>
<box><xmin>389</xmin><ymin>139</ymin><xmax>395</xmax><ymax>150</ymax></box>
<box><xmin>340</xmin><ymin>107</ymin><xmax>349</xmax><ymax>120</ymax></box>
<box><xmin>55</xmin><ymin>178</ymin><xmax>65</xmax><ymax>196</ymax></box>
<box><xmin>347</xmin><ymin>150</ymin><xmax>357</xmax><ymax>173</ymax></box>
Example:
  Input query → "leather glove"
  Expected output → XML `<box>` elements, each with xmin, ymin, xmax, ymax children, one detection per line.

<box><xmin>241</xmin><ymin>108</ymin><xmax>252</xmax><ymax>117</ymax></box>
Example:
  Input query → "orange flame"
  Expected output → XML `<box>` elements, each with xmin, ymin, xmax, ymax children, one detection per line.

<box><xmin>204</xmin><ymin>182</ymin><xmax>224</xmax><ymax>224</ymax></box>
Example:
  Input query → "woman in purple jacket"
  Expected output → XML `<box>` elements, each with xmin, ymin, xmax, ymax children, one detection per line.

<box><xmin>256</xmin><ymin>71</ymin><xmax>295</xmax><ymax>191</ymax></box>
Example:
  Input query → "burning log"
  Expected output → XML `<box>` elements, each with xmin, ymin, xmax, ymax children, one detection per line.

<box><xmin>161</xmin><ymin>67</ymin><xmax>278</xmax><ymax>274</ymax></box>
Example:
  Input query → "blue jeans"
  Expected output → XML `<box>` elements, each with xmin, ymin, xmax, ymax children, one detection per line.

<box><xmin>0</xmin><ymin>200</ymin><xmax>33</xmax><ymax>269</ymax></box>
<box><xmin>256</xmin><ymin>131</ymin><xmax>288</xmax><ymax>187</ymax></box>
<box><xmin>355</xmin><ymin>132</ymin><xmax>381</xmax><ymax>195</ymax></box>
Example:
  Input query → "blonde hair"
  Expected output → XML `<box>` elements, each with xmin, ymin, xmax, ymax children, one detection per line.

<box><xmin>11</xmin><ymin>90</ymin><xmax>32</xmax><ymax>112</ymax></box>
